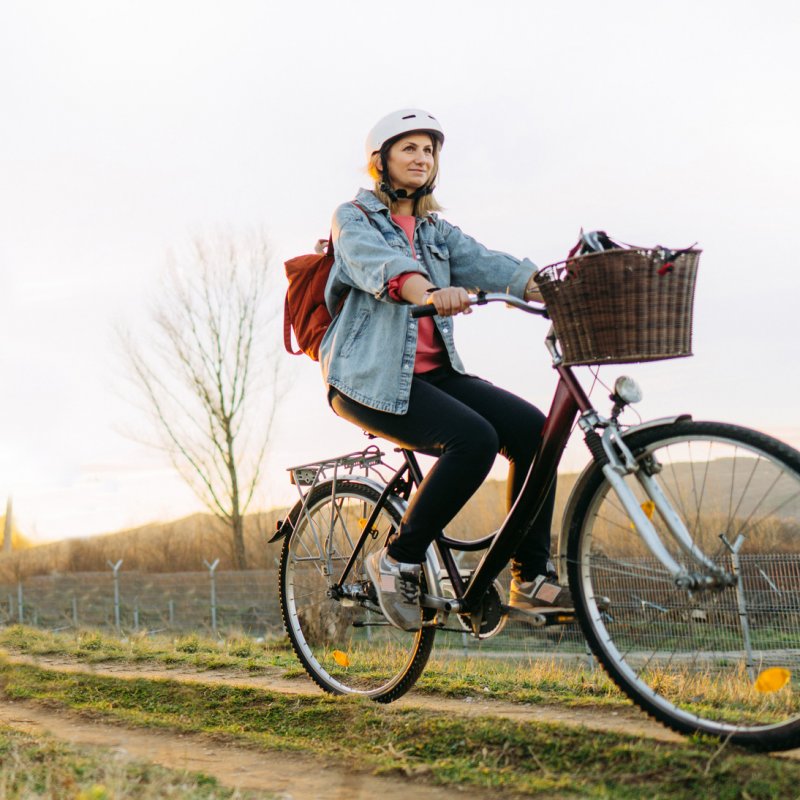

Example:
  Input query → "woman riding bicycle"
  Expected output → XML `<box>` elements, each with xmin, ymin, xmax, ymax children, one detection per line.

<box><xmin>319</xmin><ymin>108</ymin><xmax>568</xmax><ymax>631</ymax></box>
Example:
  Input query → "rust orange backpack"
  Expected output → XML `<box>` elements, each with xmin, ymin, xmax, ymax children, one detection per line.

<box><xmin>283</xmin><ymin>203</ymin><xmax>366</xmax><ymax>361</ymax></box>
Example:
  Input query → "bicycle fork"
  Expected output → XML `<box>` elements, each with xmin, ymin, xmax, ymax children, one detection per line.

<box><xmin>581</xmin><ymin>416</ymin><xmax>736</xmax><ymax>591</ymax></box>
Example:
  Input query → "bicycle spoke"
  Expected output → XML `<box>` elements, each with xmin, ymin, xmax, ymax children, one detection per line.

<box><xmin>280</xmin><ymin>481</ymin><xmax>433</xmax><ymax>700</ymax></box>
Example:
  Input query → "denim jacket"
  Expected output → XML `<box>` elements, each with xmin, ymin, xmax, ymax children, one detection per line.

<box><xmin>319</xmin><ymin>188</ymin><xmax>536</xmax><ymax>414</ymax></box>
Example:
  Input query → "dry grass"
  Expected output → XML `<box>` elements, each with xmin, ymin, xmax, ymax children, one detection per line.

<box><xmin>0</xmin><ymin>510</ymin><xmax>285</xmax><ymax>581</ymax></box>
<box><xmin>0</xmin><ymin>476</ymin><xmax>533</xmax><ymax>581</ymax></box>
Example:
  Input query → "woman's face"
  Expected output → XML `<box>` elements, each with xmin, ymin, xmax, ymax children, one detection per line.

<box><xmin>384</xmin><ymin>133</ymin><xmax>436</xmax><ymax>194</ymax></box>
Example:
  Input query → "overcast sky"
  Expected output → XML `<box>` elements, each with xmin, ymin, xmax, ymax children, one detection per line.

<box><xmin>2</xmin><ymin>0</ymin><xmax>799</xmax><ymax>542</ymax></box>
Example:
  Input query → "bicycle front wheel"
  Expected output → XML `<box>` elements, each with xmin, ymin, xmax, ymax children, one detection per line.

<box><xmin>568</xmin><ymin>420</ymin><xmax>800</xmax><ymax>750</ymax></box>
<box><xmin>279</xmin><ymin>480</ymin><xmax>435</xmax><ymax>702</ymax></box>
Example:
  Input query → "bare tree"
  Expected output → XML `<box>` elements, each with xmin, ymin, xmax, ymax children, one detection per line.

<box><xmin>121</xmin><ymin>231</ymin><xmax>282</xmax><ymax>569</ymax></box>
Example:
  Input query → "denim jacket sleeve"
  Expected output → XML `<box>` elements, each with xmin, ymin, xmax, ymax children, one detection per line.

<box><xmin>434</xmin><ymin>217</ymin><xmax>535</xmax><ymax>299</ymax></box>
<box><xmin>332</xmin><ymin>203</ymin><xmax>431</xmax><ymax>300</ymax></box>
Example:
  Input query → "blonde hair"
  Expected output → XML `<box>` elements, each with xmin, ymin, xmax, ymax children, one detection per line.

<box><xmin>367</xmin><ymin>135</ymin><xmax>443</xmax><ymax>216</ymax></box>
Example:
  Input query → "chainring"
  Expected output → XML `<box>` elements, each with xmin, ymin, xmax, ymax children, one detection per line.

<box><xmin>459</xmin><ymin>579</ymin><xmax>508</xmax><ymax>640</ymax></box>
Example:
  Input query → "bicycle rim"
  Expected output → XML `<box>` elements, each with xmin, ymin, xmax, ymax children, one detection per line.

<box><xmin>568</xmin><ymin>420</ymin><xmax>800</xmax><ymax>749</ymax></box>
<box><xmin>279</xmin><ymin>481</ymin><xmax>435</xmax><ymax>701</ymax></box>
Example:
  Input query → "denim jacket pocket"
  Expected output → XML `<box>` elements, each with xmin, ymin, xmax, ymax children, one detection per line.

<box><xmin>340</xmin><ymin>309</ymin><xmax>372</xmax><ymax>358</ymax></box>
<box><xmin>427</xmin><ymin>240</ymin><xmax>450</xmax><ymax>260</ymax></box>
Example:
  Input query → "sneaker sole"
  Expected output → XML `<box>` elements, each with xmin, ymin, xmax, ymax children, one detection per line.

<box><xmin>508</xmin><ymin>605</ymin><xmax>574</xmax><ymax>615</ymax></box>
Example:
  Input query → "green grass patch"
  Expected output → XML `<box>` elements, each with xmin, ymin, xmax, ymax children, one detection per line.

<box><xmin>0</xmin><ymin>721</ymin><xmax>264</xmax><ymax>799</ymax></box>
<box><xmin>0</xmin><ymin>625</ymin><xmax>626</xmax><ymax>707</ymax></box>
<box><xmin>0</xmin><ymin>625</ymin><xmax>298</xmax><ymax>674</ymax></box>
<box><xmin>0</xmin><ymin>659</ymin><xmax>797</xmax><ymax>799</ymax></box>
<box><xmin>415</xmin><ymin>654</ymin><xmax>622</xmax><ymax>707</ymax></box>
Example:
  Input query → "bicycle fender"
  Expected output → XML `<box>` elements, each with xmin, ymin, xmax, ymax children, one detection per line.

<box><xmin>555</xmin><ymin>415</ymin><xmax>691</xmax><ymax>576</ymax></box>
<box><xmin>268</xmin><ymin>476</ymin><xmax>409</xmax><ymax>543</ymax></box>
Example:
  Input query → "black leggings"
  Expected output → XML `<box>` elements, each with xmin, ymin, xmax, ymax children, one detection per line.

<box><xmin>329</xmin><ymin>367</ymin><xmax>555</xmax><ymax>579</ymax></box>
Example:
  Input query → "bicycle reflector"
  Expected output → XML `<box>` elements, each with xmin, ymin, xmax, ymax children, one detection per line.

<box><xmin>614</xmin><ymin>375</ymin><xmax>643</xmax><ymax>405</ymax></box>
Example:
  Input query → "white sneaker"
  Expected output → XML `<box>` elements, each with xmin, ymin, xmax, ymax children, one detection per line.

<box><xmin>365</xmin><ymin>548</ymin><xmax>422</xmax><ymax>631</ymax></box>
<box><xmin>509</xmin><ymin>575</ymin><xmax>574</xmax><ymax>614</ymax></box>
<box><xmin>510</xmin><ymin>576</ymin><xmax>610</xmax><ymax>618</ymax></box>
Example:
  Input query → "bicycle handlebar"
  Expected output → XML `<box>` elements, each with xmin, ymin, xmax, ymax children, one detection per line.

<box><xmin>409</xmin><ymin>291</ymin><xmax>549</xmax><ymax>319</ymax></box>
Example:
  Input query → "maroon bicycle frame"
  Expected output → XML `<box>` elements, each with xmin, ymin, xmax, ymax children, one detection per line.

<box><xmin>440</xmin><ymin>362</ymin><xmax>595</xmax><ymax>612</ymax></box>
<box><xmin>332</xmin><ymin>361</ymin><xmax>597</xmax><ymax>614</ymax></box>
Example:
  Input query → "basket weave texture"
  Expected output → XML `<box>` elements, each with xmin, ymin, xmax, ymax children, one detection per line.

<box><xmin>534</xmin><ymin>248</ymin><xmax>700</xmax><ymax>366</ymax></box>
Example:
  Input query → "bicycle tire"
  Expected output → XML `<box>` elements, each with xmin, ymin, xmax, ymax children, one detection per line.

<box><xmin>567</xmin><ymin>420</ymin><xmax>800</xmax><ymax>750</ymax></box>
<box><xmin>279</xmin><ymin>479</ymin><xmax>435</xmax><ymax>702</ymax></box>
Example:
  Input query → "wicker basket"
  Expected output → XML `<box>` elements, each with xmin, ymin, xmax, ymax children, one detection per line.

<box><xmin>534</xmin><ymin>247</ymin><xmax>700</xmax><ymax>366</ymax></box>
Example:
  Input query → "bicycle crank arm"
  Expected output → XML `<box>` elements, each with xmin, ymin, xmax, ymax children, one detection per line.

<box><xmin>351</xmin><ymin>621</ymin><xmax>393</xmax><ymax>628</ymax></box>
<box><xmin>420</xmin><ymin>593</ymin><xmax>462</xmax><ymax>613</ymax></box>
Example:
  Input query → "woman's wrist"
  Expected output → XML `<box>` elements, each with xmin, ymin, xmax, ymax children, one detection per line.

<box><xmin>397</xmin><ymin>273</ymin><xmax>438</xmax><ymax>305</ymax></box>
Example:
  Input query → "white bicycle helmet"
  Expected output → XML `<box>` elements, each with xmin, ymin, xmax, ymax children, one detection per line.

<box><xmin>365</xmin><ymin>108</ymin><xmax>445</xmax><ymax>161</ymax></box>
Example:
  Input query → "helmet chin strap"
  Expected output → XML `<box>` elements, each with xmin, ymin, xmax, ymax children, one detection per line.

<box><xmin>379</xmin><ymin>181</ymin><xmax>435</xmax><ymax>202</ymax></box>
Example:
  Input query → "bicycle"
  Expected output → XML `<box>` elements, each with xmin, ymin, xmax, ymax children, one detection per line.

<box><xmin>274</xmin><ymin>283</ymin><xmax>800</xmax><ymax>751</ymax></box>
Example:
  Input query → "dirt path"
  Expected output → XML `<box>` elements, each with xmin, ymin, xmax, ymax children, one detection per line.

<box><xmin>4</xmin><ymin>651</ymin><xmax>800</xmax><ymax>798</ymax></box>
<box><xmin>0</xmin><ymin>698</ymin><xmax>467</xmax><ymax>799</ymax></box>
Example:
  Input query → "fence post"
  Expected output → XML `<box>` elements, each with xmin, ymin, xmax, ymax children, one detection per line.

<box><xmin>168</xmin><ymin>598</ymin><xmax>175</xmax><ymax>627</ymax></box>
<box><xmin>133</xmin><ymin>599</ymin><xmax>139</xmax><ymax>632</ymax></box>
<box><xmin>107</xmin><ymin>559</ymin><xmax>123</xmax><ymax>631</ymax></box>
<box><xmin>17</xmin><ymin>581</ymin><xmax>23</xmax><ymax>624</ymax></box>
<box><xmin>72</xmin><ymin>596</ymin><xmax>78</xmax><ymax>629</ymax></box>
<box><xmin>204</xmin><ymin>559</ymin><xmax>220</xmax><ymax>634</ymax></box>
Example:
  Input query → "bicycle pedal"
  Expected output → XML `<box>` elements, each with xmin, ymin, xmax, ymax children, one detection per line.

<box><xmin>504</xmin><ymin>605</ymin><xmax>576</xmax><ymax>627</ymax></box>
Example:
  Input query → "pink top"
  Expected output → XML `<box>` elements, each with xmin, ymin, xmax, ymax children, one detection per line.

<box><xmin>387</xmin><ymin>215</ymin><xmax>449</xmax><ymax>373</ymax></box>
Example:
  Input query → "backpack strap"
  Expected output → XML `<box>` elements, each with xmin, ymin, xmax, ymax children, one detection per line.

<box><xmin>284</xmin><ymin>294</ymin><xmax>302</xmax><ymax>355</ymax></box>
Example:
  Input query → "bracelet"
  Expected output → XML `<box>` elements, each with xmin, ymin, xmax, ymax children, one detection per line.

<box><xmin>423</xmin><ymin>287</ymin><xmax>439</xmax><ymax>304</ymax></box>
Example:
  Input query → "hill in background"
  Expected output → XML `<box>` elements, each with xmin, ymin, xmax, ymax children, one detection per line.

<box><xmin>0</xmin><ymin>476</ymin><xmax>567</xmax><ymax>580</ymax></box>
<box><xmin>2</xmin><ymin>453</ymin><xmax>796</xmax><ymax>580</ymax></box>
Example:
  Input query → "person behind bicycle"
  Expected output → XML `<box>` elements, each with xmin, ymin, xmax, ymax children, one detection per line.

<box><xmin>320</xmin><ymin>108</ymin><xmax>569</xmax><ymax>631</ymax></box>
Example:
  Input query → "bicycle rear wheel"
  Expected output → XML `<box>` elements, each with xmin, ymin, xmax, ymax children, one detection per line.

<box><xmin>279</xmin><ymin>480</ymin><xmax>435</xmax><ymax>701</ymax></box>
<box><xmin>568</xmin><ymin>420</ymin><xmax>800</xmax><ymax>750</ymax></box>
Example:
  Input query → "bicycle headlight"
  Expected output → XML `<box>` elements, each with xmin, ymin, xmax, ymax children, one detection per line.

<box><xmin>614</xmin><ymin>375</ymin><xmax>643</xmax><ymax>405</ymax></box>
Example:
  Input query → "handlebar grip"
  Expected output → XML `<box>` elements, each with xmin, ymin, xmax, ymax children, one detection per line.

<box><xmin>410</xmin><ymin>304</ymin><xmax>438</xmax><ymax>318</ymax></box>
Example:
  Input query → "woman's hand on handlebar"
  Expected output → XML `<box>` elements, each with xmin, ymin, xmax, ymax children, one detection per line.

<box><xmin>523</xmin><ymin>270</ymin><xmax>544</xmax><ymax>304</ymax></box>
<box><xmin>410</xmin><ymin>291</ymin><xmax>549</xmax><ymax>319</ymax></box>
<box><xmin>398</xmin><ymin>275</ymin><xmax>472</xmax><ymax>316</ymax></box>
<box><xmin>425</xmin><ymin>286</ymin><xmax>473</xmax><ymax>316</ymax></box>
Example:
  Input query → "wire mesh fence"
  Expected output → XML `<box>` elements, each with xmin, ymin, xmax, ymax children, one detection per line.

<box><xmin>6</xmin><ymin>553</ymin><xmax>794</xmax><ymax>660</ymax></box>
<box><xmin>0</xmin><ymin>567</ymin><xmax>281</xmax><ymax>638</ymax></box>
<box><xmin>0</xmin><ymin>560</ymin><xmax>589</xmax><ymax>658</ymax></box>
